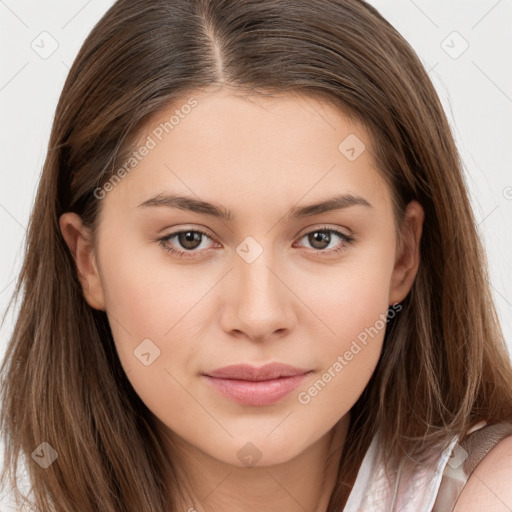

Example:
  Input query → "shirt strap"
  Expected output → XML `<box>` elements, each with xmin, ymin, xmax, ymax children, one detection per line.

<box><xmin>431</xmin><ymin>421</ymin><xmax>512</xmax><ymax>511</ymax></box>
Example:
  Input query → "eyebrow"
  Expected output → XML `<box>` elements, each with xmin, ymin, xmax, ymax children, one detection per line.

<box><xmin>137</xmin><ymin>192</ymin><xmax>371</xmax><ymax>221</ymax></box>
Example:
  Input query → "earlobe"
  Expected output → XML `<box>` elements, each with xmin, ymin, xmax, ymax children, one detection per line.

<box><xmin>59</xmin><ymin>212</ymin><xmax>106</xmax><ymax>311</ymax></box>
<box><xmin>389</xmin><ymin>200</ymin><xmax>424</xmax><ymax>305</ymax></box>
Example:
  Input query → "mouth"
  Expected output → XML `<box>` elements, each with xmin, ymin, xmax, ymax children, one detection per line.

<box><xmin>202</xmin><ymin>363</ymin><xmax>312</xmax><ymax>407</ymax></box>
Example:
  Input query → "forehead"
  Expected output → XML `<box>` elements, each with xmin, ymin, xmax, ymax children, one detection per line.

<box><xmin>100</xmin><ymin>89</ymin><xmax>391</xmax><ymax>219</ymax></box>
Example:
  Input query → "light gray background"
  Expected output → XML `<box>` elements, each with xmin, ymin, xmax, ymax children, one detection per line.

<box><xmin>1</xmin><ymin>0</ymin><xmax>511</xmax><ymax>507</ymax></box>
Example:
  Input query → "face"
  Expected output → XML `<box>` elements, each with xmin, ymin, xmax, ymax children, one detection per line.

<box><xmin>61</xmin><ymin>89</ymin><xmax>423</xmax><ymax>468</ymax></box>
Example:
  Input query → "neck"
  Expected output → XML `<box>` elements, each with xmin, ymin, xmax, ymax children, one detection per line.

<box><xmin>156</xmin><ymin>413</ymin><xmax>351</xmax><ymax>512</ymax></box>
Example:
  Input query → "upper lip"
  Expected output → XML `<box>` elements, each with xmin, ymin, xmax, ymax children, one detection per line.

<box><xmin>203</xmin><ymin>363</ymin><xmax>311</xmax><ymax>381</ymax></box>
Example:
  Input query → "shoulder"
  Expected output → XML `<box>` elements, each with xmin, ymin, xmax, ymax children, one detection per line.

<box><xmin>453</xmin><ymin>432</ymin><xmax>512</xmax><ymax>511</ymax></box>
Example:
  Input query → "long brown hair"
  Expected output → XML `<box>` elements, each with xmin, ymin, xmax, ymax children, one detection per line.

<box><xmin>2</xmin><ymin>0</ymin><xmax>512</xmax><ymax>510</ymax></box>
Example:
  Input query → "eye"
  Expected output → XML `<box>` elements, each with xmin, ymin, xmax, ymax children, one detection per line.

<box><xmin>294</xmin><ymin>228</ymin><xmax>354</xmax><ymax>256</ymax></box>
<box><xmin>157</xmin><ymin>228</ymin><xmax>218</xmax><ymax>259</ymax></box>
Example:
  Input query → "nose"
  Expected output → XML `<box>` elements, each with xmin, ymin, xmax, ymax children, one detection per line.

<box><xmin>218</xmin><ymin>249</ymin><xmax>297</xmax><ymax>343</ymax></box>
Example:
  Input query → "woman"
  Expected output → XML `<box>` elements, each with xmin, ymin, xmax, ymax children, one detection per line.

<box><xmin>2</xmin><ymin>1</ymin><xmax>512</xmax><ymax>511</ymax></box>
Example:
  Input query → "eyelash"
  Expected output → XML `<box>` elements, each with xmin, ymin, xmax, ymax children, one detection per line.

<box><xmin>157</xmin><ymin>227</ymin><xmax>355</xmax><ymax>259</ymax></box>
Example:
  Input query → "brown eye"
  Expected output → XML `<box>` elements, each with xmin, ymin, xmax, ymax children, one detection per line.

<box><xmin>295</xmin><ymin>228</ymin><xmax>355</xmax><ymax>257</ymax></box>
<box><xmin>307</xmin><ymin>231</ymin><xmax>332</xmax><ymax>250</ymax></box>
<box><xmin>157</xmin><ymin>228</ymin><xmax>218</xmax><ymax>258</ymax></box>
<box><xmin>299</xmin><ymin>229</ymin><xmax>352</xmax><ymax>250</ymax></box>
<box><xmin>177</xmin><ymin>231</ymin><xmax>203</xmax><ymax>250</ymax></box>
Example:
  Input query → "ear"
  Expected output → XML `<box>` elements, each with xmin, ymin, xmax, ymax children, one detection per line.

<box><xmin>59</xmin><ymin>212</ymin><xmax>105</xmax><ymax>311</ymax></box>
<box><xmin>389</xmin><ymin>200</ymin><xmax>424</xmax><ymax>305</ymax></box>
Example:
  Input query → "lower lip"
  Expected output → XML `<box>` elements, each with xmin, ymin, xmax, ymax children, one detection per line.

<box><xmin>203</xmin><ymin>373</ymin><xmax>310</xmax><ymax>407</ymax></box>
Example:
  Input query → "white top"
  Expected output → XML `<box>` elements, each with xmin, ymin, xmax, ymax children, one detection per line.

<box><xmin>343</xmin><ymin>421</ymin><xmax>488</xmax><ymax>512</ymax></box>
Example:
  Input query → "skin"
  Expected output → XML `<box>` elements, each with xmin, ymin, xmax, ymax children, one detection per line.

<box><xmin>60</xmin><ymin>89</ymin><xmax>425</xmax><ymax>511</ymax></box>
<box><xmin>452</xmin><ymin>435</ymin><xmax>512</xmax><ymax>511</ymax></box>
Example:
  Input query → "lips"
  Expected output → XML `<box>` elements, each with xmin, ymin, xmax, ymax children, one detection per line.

<box><xmin>202</xmin><ymin>363</ymin><xmax>312</xmax><ymax>406</ymax></box>
<box><xmin>203</xmin><ymin>362</ymin><xmax>311</xmax><ymax>381</ymax></box>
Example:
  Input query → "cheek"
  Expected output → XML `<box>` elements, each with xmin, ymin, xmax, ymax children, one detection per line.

<box><xmin>99</xmin><ymin>251</ymin><xmax>208</xmax><ymax>423</ymax></box>
<box><xmin>295</xmin><ymin>309</ymin><xmax>388</xmax><ymax>427</ymax></box>
<box><xmin>97</xmin><ymin>237</ymin><xmax>209</xmax><ymax>375</ymax></box>
<box><xmin>299</xmin><ymin>238</ymin><xmax>395</xmax><ymax>346</ymax></box>
<box><xmin>294</xmin><ymin>241</ymin><xmax>395</xmax><ymax>408</ymax></box>
<box><xmin>99</xmin><ymin>226</ymin><xmax>208</xmax><ymax>322</ymax></box>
